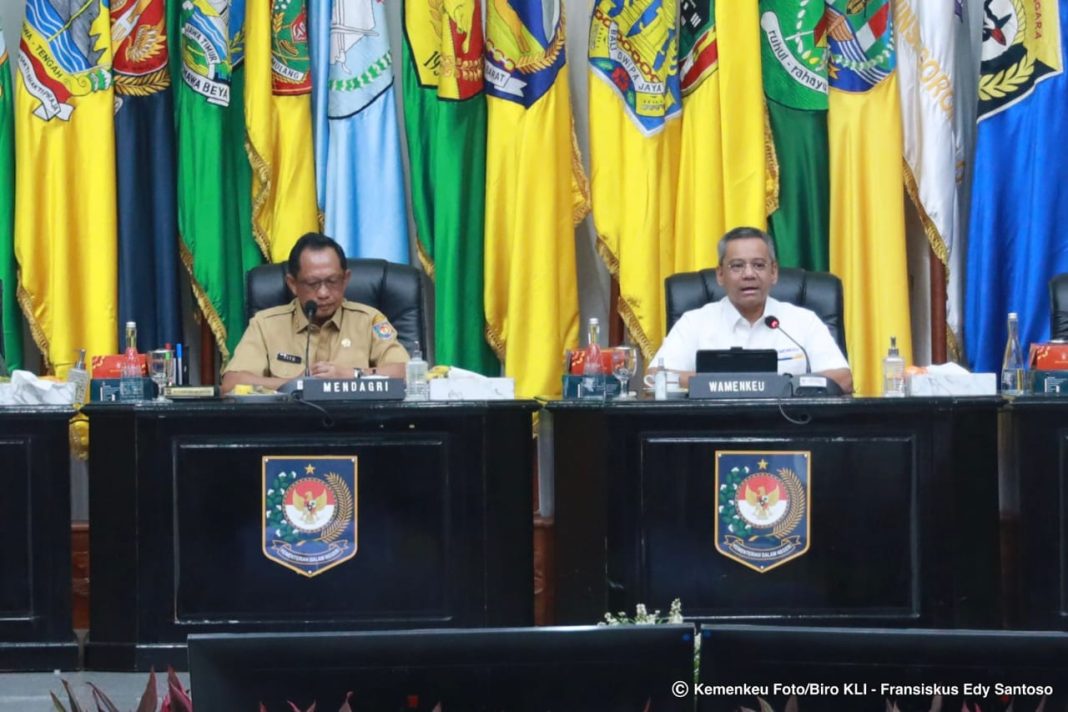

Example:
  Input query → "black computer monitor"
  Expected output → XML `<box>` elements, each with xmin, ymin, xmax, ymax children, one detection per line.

<box><xmin>189</xmin><ymin>625</ymin><xmax>695</xmax><ymax>711</ymax></box>
<box><xmin>698</xmin><ymin>625</ymin><xmax>1068</xmax><ymax>712</ymax></box>
<box><xmin>695</xmin><ymin>349</ymin><xmax>778</xmax><ymax>374</ymax></box>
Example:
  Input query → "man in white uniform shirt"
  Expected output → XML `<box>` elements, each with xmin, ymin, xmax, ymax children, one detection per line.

<box><xmin>650</xmin><ymin>227</ymin><xmax>853</xmax><ymax>394</ymax></box>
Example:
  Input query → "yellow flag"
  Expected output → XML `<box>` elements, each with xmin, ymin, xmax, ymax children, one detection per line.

<box><xmin>717</xmin><ymin>1</ymin><xmax>770</xmax><ymax>230</ymax></box>
<box><xmin>827</xmin><ymin>1</ymin><xmax>912</xmax><ymax>395</ymax></box>
<box><xmin>588</xmin><ymin>0</ymin><xmax>681</xmax><ymax>360</ymax></box>
<box><xmin>675</xmin><ymin>0</ymin><xmax>724</xmax><ymax>275</ymax></box>
<box><xmin>15</xmin><ymin>0</ymin><xmax>118</xmax><ymax>374</ymax></box>
<box><xmin>484</xmin><ymin>0</ymin><xmax>590</xmax><ymax>398</ymax></box>
<box><xmin>675</xmin><ymin>1</ymin><xmax>767</xmax><ymax>279</ymax></box>
<box><xmin>245</xmin><ymin>0</ymin><xmax>319</xmax><ymax>262</ymax></box>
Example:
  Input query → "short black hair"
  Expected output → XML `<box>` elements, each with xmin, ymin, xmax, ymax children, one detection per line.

<box><xmin>717</xmin><ymin>226</ymin><xmax>777</xmax><ymax>263</ymax></box>
<box><xmin>287</xmin><ymin>232</ymin><xmax>347</xmax><ymax>277</ymax></box>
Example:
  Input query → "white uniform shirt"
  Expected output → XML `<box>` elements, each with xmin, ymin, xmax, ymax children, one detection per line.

<box><xmin>651</xmin><ymin>296</ymin><xmax>849</xmax><ymax>375</ymax></box>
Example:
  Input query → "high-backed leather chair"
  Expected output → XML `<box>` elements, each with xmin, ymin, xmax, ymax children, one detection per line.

<box><xmin>246</xmin><ymin>259</ymin><xmax>427</xmax><ymax>355</ymax></box>
<box><xmin>1050</xmin><ymin>273</ymin><xmax>1068</xmax><ymax>340</ymax></box>
<box><xmin>665</xmin><ymin>267</ymin><xmax>848</xmax><ymax>359</ymax></box>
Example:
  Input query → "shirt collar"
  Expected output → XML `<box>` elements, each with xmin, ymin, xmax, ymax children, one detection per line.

<box><xmin>721</xmin><ymin>296</ymin><xmax>782</xmax><ymax>330</ymax></box>
<box><xmin>293</xmin><ymin>299</ymin><xmax>344</xmax><ymax>333</ymax></box>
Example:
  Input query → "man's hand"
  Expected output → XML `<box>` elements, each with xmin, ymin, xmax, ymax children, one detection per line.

<box><xmin>310</xmin><ymin>361</ymin><xmax>350</xmax><ymax>379</ymax></box>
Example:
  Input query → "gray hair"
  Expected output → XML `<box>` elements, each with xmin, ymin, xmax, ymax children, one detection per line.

<box><xmin>716</xmin><ymin>226</ymin><xmax>778</xmax><ymax>264</ymax></box>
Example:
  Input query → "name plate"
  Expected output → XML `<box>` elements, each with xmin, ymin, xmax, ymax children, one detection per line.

<box><xmin>301</xmin><ymin>377</ymin><xmax>405</xmax><ymax>401</ymax></box>
<box><xmin>688</xmin><ymin>372</ymin><xmax>793</xmax><ymax>399</ymax></box>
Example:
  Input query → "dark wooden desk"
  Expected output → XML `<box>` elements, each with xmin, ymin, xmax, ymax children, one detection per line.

<box><xmin>548</xmin><ymin>397</ymin><xmax>1001</xmax><ymax>628</ymax></box>
<box><xmin>84</xmin><ymin>400</ymin><xmax>537</xmax><ymax>671</ymax></box>
<box><xmin>1001</xmin><ymin>396</ymin><xmax>1068</xmax><ymax>629</ymax></box>
<box><xmin>0</xmin><ymin>406</ymin><xmax>78</xmax><ymax>671</ymax></box>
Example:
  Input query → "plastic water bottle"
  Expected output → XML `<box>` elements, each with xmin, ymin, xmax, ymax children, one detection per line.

<box><xmin>119</xmin><ymin>321</ymin><xmax>144</xmax><ymax>402</ymax></box>
<box><xmin>882</xmin><ymin>336</ymin><xmax>906</xmax><ymax>397</ymax></box>
<box><xmin>654</xmin><ymin>357</ymin><xmax>668</xmax><ymax>401</ymax></box>
<box><xmin>405</xmin><ymin>341</ymin><xmax>429</xmax><ymax>401</ymax></box>
<box><xmin>581</xmin><ymin>318</ymin><xmax>605</xmax><ymax>399</ymax></box>
<box><xmin>68</xmin><ymin>349</ymin><xmax>90</xmax><ymax>405</ymax></box>
<box><xmin>1001</xmin><ymin>312</ymin><xmax>1026</xmax><ymax>396</ymax></box>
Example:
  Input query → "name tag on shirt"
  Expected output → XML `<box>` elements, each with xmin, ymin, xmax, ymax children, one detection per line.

<box><xmin>276</xmin><ymin>352</ymin><xmax>302</xmax><ymax>364</ymax></box>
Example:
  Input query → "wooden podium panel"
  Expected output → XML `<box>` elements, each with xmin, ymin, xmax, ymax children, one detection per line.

<box><xmin>84</xmin><ymin>400</ymin><xmax>537</xmax><ymax>671</ymax></box>
<box><xmin>1001</xmin><ymin>396</ymin><xmax>1068</xmax><ymax>629</ymax></box>
<box><xmin>0</xmin><ymin>406</ymin><xmax>78</xmax><ymax>671</ymax></box>
<box><xmin>548</xmin><ymin>397</ymin><xmax>1001</xmax><ymax>628</ymax></box>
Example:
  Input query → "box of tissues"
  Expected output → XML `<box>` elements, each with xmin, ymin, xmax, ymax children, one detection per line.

<box><xmin>907</xmin><ymin>363</ymin><xmax>997</xmax><ymax>396</ymax></box>
<box><xmin>428</xmin><ymin>368</ymin><xmax>515</xmax><ymax>400</ymax></box>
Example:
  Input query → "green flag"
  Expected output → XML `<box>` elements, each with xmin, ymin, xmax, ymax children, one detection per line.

<box><xmin>0</xmin><ymin>29</ymin><xmax>21</xmax><ymax>370</ymax></box>
<box><xmin>760</xmin><ymin>0</ymin><xmax>830</xmax><ymax>271</ymax></box>
<box><xmin>173</xmin><ymin>0</ymin><xmax>262</xmax><ymax>360</ymax></box>
<box><xmin>402</xmin><ymin>0</ymin><xmax>496</xmax><ymax>373</ymax></box>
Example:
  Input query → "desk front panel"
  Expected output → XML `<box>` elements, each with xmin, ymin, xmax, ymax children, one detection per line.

<box><xmin>86</xmin><ymin>401</ymin><xmax>537</xmax><ymax>670</ymax></box>
<box><xmin>0</xmin><ymin>407</ymin><xmax>78</xmax><ymax>670</ymax></box>
<box><xmin>550</xmin><ymin>398</ymin><xmax>999</xmax><ymax>628</ymax></box>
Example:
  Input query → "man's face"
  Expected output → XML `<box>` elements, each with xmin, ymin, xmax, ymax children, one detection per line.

<box><xmin>285</xmin><ymin>248</ymin><xmax>351</xmax><ymax>324</ymax></box>
<box><xmin>716</xmin><ymin>237</ymin><xmax>778</xmax><ymax>320</ymax></box>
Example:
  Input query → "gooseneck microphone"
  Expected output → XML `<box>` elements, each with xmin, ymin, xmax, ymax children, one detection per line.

<box><xmin>764</xmin><ymin>315</ymin><xmax>811</xmax><ymax>375</ymax></box>
<box><xmin>303</xmin><ymin>300</ymin><xmax>317</xmax><ymax>377</ymax></box>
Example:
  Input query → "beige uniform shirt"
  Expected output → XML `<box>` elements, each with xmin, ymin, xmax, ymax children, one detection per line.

<box><xmin>223</xmin><ymin>299</ymin><xmax>410</xmax><ymax>380</ymax></box>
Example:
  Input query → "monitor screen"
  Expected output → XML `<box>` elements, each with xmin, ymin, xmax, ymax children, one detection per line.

<box><xmin>189</xmin><ymin>625</ymin><xmax>696</xmax><ymax>711</ymax></box>
<box><xmin>695</xmin><ymin>349</ymin><xmax>778</xmax><ymax>374</ymax></box>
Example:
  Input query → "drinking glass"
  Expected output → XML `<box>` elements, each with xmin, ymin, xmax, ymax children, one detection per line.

<box><xmin>611</xmin><ymin>346</ymin><xmax>637</xmax><ymax>399</ymax></box>
<box><xmin>148</xmin><ymin>349</ymin><xmax>174</xmax><ymax>403</ymax></box>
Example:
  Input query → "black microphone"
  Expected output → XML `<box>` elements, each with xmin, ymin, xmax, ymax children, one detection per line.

<box><xmin>764</xmin><ymin>315</ymin><xmax>811</xmax><ymax>374</ymax></box>
<box><xmin>303</xmin><ymin>300</ymin><xmax>317</xmax><ymax>377</ymax></box>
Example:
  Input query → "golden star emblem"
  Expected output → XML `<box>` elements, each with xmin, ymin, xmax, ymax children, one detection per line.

<box><xmin>757</xmin><ymin>458</ymin><xmax>769</xmax><ymax>471</ymax></box>
<box><xmin>305</xmin><ymin>464</ymin><xmax>315</xmax><ymax>474</ymax></box>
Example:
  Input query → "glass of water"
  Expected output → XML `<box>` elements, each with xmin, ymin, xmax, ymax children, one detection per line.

<box><xmin>147</xmin><ymin>349</ymin><xmax>174</xmax><ymax>402</ymax></box>
<box><xmin>611</xmin><ymin>346</ymin><xmax>637</xmax><ymax>399</ymax></box>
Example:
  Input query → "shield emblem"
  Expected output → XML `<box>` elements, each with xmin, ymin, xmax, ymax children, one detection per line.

<box><xmin>262</xmin><ymin>456</ymin><xmax>358</xmax><ymax>577</ymax></box>
<box><xmin>714</xmin><ymin>451</ymin><xmax>810</xmax><ymax>572</ymax></box>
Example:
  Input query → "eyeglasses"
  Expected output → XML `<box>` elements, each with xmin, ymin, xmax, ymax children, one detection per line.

<box><xmin>724</xmin><ymin>259</ymin><xmax>771</xmax><ymax>275</ymax></box>
<box><xmin>298</xmin><ymin>275</ymin><xmax>345</xmax><ymax>291</ymax></box>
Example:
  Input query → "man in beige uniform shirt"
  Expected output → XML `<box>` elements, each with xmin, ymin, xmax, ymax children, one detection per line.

<box><xmin>221</xmin><ymin>233</ymin><xmax>409</xmax><ymax>394</ymax></box>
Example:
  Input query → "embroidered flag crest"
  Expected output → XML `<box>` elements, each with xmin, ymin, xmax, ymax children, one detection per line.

<box><xmin>714</xmin><ymin>451</ymin><xmax>810</xmax><ymax>572</ymax></box>
<box><xmin>262</xmin><ymin>456</ymin><xmax>357</xmax><ymax>577</ymax></box>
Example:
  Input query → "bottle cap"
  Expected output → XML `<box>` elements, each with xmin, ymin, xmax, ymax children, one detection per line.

<box><xmin>1008</xmin><ymin>312</ymin><xmax>1018</xmax><ymax>319</ymax></box>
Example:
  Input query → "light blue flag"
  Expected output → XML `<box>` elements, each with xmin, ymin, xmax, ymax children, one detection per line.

<box><xmin>310</xmin><ymin>0</ymin><xmax>409</xmax><ymax>263</ymax></box>
<box><xmin>965</xmin><ymin>0</ymin><xmax>1068</xmax><ymax>372</ymax></box>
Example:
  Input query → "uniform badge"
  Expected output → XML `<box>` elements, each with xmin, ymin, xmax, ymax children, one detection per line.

<box><xmin>372</xmin><ymin>319</ymin><xmax>396</xmax><ymax>340</ymax></box>
<box><xmin>714</xmin><ymin>451</ymin><xmax>810</xmax><ymax>573</ymax></box>
<box><xmin>341</xmin><ymin>338</ymin><xmax>352</xmax><ymax>348</ymax></box>
<box><xmin>276</xmin><ymin>352</ymin><xmax>302</xmax><ymax>364</ymax></box>
<box><xmin>262</xmin><ymin>456</ymin><xmax>358</xmax><ymax>577</ymax></box>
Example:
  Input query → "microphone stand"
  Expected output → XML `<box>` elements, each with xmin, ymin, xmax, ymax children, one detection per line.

<box><xmin>303</xmin><ymin>300</ymin><xmax>317</xmax><ymax>377</ymax></box>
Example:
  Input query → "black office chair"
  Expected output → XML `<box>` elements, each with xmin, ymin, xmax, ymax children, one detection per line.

<box><xmin>665</xmin><ymin>266</ymin><xmax>848</xmax><ymax>359</ymax></box>
<box><xmin>246</xmin><ymin>259</ymin><xmax>428</xmax><ymax>355</ymax></box>
<box><xmin>1049</xmin><ymin>273</ymin><xmax>1068</xmax><ymax>340</ymax></box>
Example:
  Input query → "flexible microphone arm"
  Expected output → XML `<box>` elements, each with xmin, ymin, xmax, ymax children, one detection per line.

<box><xmin>764</xmin><ymin>315</ymin><xmax>811</xmax><ymax>375</ymax></box>
<box><xmin>303</xmin><ymin>300</ymin><xmax>317</xmax><ymax>377</ymax></box>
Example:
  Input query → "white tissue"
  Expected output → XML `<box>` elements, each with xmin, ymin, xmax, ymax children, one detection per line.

<box><xmin>0</xmin><ymin>370</ymin><xmax>78</xmax><ymax>405</ymax></box>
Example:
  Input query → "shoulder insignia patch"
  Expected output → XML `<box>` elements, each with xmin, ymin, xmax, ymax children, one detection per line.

<box><xmin>372</xmin><ymin>318</ymin><xmax>396</xmax><ymax>340</ymax></box>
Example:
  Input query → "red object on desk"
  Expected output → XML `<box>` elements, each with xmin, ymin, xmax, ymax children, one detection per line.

<box><xmin>566</xmin><ymin>348</ymin><xmax>621</xmax><ymax>375</ymax></box>
<box><xmin>1029</xmin><ymin>343</ymin><xmax>1068</xmax><ymax>371</ymax></box>
<box><xmin>91</xmin><ymin>353</ymin><xmax>147</xmax><ymax>378</ymax></box>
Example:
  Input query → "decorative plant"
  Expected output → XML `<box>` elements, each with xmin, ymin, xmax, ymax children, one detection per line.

<box><xmin>49</xmin><ymin>667</ymin><xmax>191</xmax><ymax>712</ymax></box>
